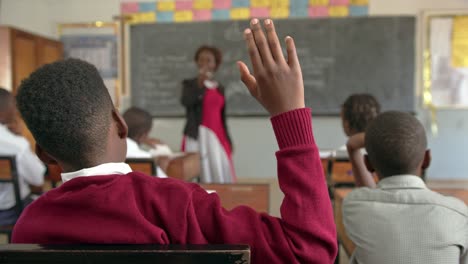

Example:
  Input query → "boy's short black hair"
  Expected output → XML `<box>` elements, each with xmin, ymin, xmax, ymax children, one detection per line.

<box><xmin>194</xmin><ymin>45</ymin><xmax>222</xmax><ymax>70</ymax></box>
<box><xmin>123</xmin><ymin>107</ymin><xmax>152</xmax><ymax>140</ymax></box>
<box><xmin>365</xmin><ymin>111</ymin><xmax>427</xmax><ymax>177</ymax></box>
<box><xmin>16</xmin><ymin>59</ymin><xmax>114</xmax><ymax>168</ymax></box>
<box><xmin>342</xmin><ymin>94</ymin><xmax>381</xmax><ymax>133</ymax></box>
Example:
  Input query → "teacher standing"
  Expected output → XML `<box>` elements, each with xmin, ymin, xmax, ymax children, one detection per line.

<box><xmin>180</xmin><ymin>45</ymin><xmax>236</xmax><ymax>183</ymax></box>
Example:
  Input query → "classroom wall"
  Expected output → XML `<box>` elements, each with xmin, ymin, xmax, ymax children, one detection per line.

<box><xmin>1</xmin><ymin>0</ymin><xmax>468</xmax><ymax>179</ymax></box>
<box><xmin>0</xmin><ymin>0</ymin><xmax>122</xmax><ymax>39</ymax></box>
<box><xmin>0</xmin><ymin>0</ymin><xmax>51</xmax><ymax>38</ymax></box>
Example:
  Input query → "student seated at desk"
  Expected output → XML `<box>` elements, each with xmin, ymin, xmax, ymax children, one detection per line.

<box><xmin>123</xmin><ymin>107</ymin><xmax>171</xmax><ymax>178</ymax></box>
<box><xmin>0</xmin><ymin>88</ymin><xmax>45</xmax><ymax>225</ymax></box>
<box><xmin>341</xmin><ymin>94</ymin><xmax>380</xmax><ymax>186</ymax></box>
<box><xmin>11</xmin><ymin>19</ymin><xmax>337</xmax><ymax>263</ymax></box>
<box><xmin>343</xmin><ymin>111</ymin><xmax>467</xmax><ymax>264</ymax></box>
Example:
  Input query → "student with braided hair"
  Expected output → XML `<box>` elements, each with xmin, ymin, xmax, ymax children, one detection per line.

<box><xmin>340</xmin><ymin>94</ymin><xmax>381</xmax><ymax>188</ymax></box>
<box><xmin>341</xmin><ymin>94</ymin><xmax>381</xmax><ymax>138</ymax></box>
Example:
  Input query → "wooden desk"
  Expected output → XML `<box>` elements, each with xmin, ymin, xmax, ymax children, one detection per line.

<box><xmin>334</xmin><ymin>188</ymin><xmax>355</xmax><ymax>256</ymax></box>
<box><xmin>328</xmin><ymin>159</ymin><xmax>379</xmax><ymax>187</ymax></box>
<box><xmin>431</xmin><ymin>188</ymin><xmax>468</xmax><ymax>204</ymax></box>
<box><xmin>166</xmin><ymin>152</ymin><xmax>200</xmax><ymax>182</ymax></box>
<box><xmin>427</xmin><ymin>179</ymin><xmax>468</xmax><ymax>190</ymax></box>
<box><xmin>0</xmin><ymin>244</ymin><xmax>250</xmax><ymax>264</ymax></box>
<box><xmin>330</xmin><ymin>160</ymin><xmax>355</xmax><ymax>185</ymax></box>
<box><xmin>200</xmin><ymin>184</ymin><xmax>269</xmax><ymax>213</ymax></box>
<box><xmin>334</xmin><ymin>186</ymin><xmax>468</xmax><ymax>257</ymax></box>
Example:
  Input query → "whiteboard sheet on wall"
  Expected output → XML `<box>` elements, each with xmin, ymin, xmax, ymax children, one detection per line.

<box><xmin>430</xmin><ymin>17</ymin><xmax>468</xmax><ymax>107</ymax></box>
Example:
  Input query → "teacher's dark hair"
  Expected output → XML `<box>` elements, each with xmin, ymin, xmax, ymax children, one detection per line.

<box><xmin>194</xmin><ymin>45</ymin><xmax>222</xmax><ymax>70</ymax></box>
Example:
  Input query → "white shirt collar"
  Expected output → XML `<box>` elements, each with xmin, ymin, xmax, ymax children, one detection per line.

<box><xmin>61</xmin><ymin>162</ymin><xmax>132</xmax><ymax>183</ymax></box>
<box><xmin>377</xmin><ymin>175</ymin><xmax>427</xmax><ymax>190</ymax></box>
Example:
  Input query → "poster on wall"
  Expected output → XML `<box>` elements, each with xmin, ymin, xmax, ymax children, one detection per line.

<box><xmin>430</xmin><ymin>16</ymin><xmax>468</xmax><ymax>107</ymax></box>
<box><xmin>61</xmin><ymin>35</ymin><xmax>119</xmax><ymax>104</ymax></box>
<box><xmin>62</xmin><ymin>35</ymin><xmax>118</xmax><ymax>78</ymax></box>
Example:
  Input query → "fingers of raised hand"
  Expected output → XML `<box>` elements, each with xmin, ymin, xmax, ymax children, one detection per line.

<box><xmin>264</xmin><ymin>19</ymin><xmax>286</xmax><ymax>64</ymax></box>
<box><xmin>244</xmin><ymin>28</ymin><xmax>262</xmax><ymax>75</ymax></box>
<box><xmin>249</xmin><ymin>18</ymin><xmax>275</xmax><ymax>67</ymax></box>
<box><xmin>285</xmin><ymin>36</ymin><xmax>299</xmax><ymax>69</ymax></box>
<box><xmin>237</xmin><ymin>61</ymin><xmax>259</xmax><ymax>98</ymax></box>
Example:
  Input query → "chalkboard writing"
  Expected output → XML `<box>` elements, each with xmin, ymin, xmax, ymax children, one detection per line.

<box><xmin>130</xmin><ymin>17</ymin><xmax>415</xmax><ymax>116</ymax></box>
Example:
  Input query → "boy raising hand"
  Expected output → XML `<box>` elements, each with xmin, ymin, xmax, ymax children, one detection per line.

<box><xmin>13</xmin><ymin>19</ymin><xmax>337</xmax><ymax>263</ymax></box>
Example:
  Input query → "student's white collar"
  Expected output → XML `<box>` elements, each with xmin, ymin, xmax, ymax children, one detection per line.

<box><xmin>61</xmin><ymin>162</ymin><xmax>132</xmax><ymax>183</ymax></box>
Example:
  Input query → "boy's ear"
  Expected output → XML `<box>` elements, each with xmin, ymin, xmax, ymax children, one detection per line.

<box><xmin>112</xmin><ymin>109</ymin><xmax>128</xmax><ymax>139</ymax></box>
<box><xmin>35</xmin><ymin>144</ymin><xmax>58</xmax><ymax>165</ymax></box>
<box><xmin>364</xmin><ymin>154</ymin><xmax>375</xmax><ymax>173</ymax></box>
<box><xmin>422</xmin><ymin>149</ymin><xmax>431</xmax><ymax>170</ymax></box>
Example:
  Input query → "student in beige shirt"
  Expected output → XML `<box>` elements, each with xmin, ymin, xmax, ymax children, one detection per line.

<box><xmin>344</xmin><ymin>111</ymin><xmax>467</xmax><ymax>264</ymax></box>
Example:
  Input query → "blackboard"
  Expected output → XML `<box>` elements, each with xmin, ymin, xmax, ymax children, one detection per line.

<box><xmin>130</xmin><ymin>17</ymin><xmax>416</xmax><ymax>116</ymax></box>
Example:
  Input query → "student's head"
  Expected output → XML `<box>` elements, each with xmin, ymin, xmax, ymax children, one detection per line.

<box><xmin>341</xmin><ymin>94</ymin><xmax>380</xmax><ymax>137</ymax></box>
<box><xmin>16</xmin><ymin>59</ymin><xmax>128</xmax><ymax>172</ymax></box>
<box><xmin>0</xmin><ymin>88</ymin><xmax>16</xmax><ymax>124</ymax></box>
<box><xmin>123</xmin><ymin>107</ymin><xmax>152</xmax><ymax>144</ymax></box>
<box><xmin>364</xmin><ymin>111</ymin><xmax>430</xmax><ymax>178</ymax></box>
<box><xmin>194</xmin><ymin>45</ymin><xmax>222</xmax><ymax>72</ymax></box>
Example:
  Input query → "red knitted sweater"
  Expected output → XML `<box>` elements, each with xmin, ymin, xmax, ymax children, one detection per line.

<box><xmin>12</xmin><ymin>108</ymin><xmax>337</xmax><ymax>263</ymax></box>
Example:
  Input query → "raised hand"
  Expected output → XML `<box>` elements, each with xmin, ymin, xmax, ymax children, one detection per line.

<box><xmin>237</xmin><ymin>19</ymin><xmax>305</xmax><ymax>116</ymax></box>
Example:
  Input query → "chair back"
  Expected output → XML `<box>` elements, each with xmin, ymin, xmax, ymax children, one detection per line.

<box><xmin>0</xmin><ymin>244</ymin><xmax>251</xmax><ymax>264</ymax></box>
<box><xmin>0</xmin><ymin>156</ymin><xmax>23</xmax><ymax>212</ymax></box>
<box><xmin>329</xmin><ymin>158</ymin><xmax>379</xmax><ymax>188</ymax></box>
<box><xmin>126</xmin><ymin>158</ymin><xmax>157</xmax><ymax>176</ymax></box>
<box><xmin>330</xmin><ymin>158</ymin><xmax>355</xmax><ymax>187</ymax></box>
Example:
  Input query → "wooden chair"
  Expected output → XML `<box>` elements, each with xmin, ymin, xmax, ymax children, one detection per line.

<box><xmin>329</xmin><ymin>158</ymin><xmax>355</xmax><ymax>188</ymax></box>
<box><xmin>166</xmin><ymin>152</ymin><xmax>200</xmax><ymax>181</ymax></box>
<box><xmin>0</xmin><ymin>244</ymin><xmax>251</xmax><ymax>264</ymax></box>
<box><xmin>126</xmin><ymin>158</ymin><xmax>158</xmax><ymax>176</ymax></box>
<box><xmin>0</xmin><ymin>156</ymin><xmax>23</xmax><ymax>242</ymax></box>
<box><xmin>199</xmin><ymin>183</ymin><xmax>270</xmax><ymax>213</ymax></box>
<box><xmin>329</xmin><ymin>158</ymin><xmax>379</xmax><ymax>189</ymax></box>
<box><xmin>321</xmin><ymin>158</ymin><xmax>331</xmax><ymax>178</ymax></box>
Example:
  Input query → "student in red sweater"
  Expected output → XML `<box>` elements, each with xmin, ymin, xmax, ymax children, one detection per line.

<box><xmin>12</xmin><ymin>19</ymin><xmax>337</xmax><ymax>263</ymax></box>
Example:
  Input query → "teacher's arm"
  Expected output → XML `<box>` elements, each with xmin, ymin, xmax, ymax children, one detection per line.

<box><xmin>180</xmin><ymin>80</ymin><xmax>203</xmax><ymax>107</ymax></box>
